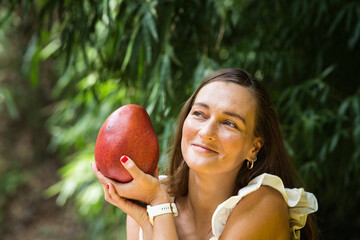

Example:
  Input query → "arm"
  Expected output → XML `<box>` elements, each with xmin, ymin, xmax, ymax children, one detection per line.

<box><xmin>125</xmin><ymin>201</ymin><xmax>178</xmax><ymax>240</ymax></box>
<box><xmin>220</xmin><ymin>186</ymin><xmax>290</xmax><ymax>240</ymax></box>
<box><xmin>127</xmin><ymin>215</ymin><xmax>140</xmax><ymax>240</ymax></box>
<box><xmin>148</xmin><ymin>191</ymin><xmax>178</xmax><ymax>240</ymax></box>
<box><xmin>92</xmin><ymin>161</ymin><xmax>152</xmax><ymax>237</ymax></box>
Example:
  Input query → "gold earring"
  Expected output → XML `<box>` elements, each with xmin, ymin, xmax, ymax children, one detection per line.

<box><xmin>247</xmin><ymin>156</ymin><xmax>257</xmax><ymax>170</ymax></box>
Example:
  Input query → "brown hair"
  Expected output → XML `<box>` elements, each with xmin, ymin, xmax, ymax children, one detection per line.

<box><xmin>163</xmin><ymin>68</ymin><xmax>317</xmax><ymax>239</ymax></box>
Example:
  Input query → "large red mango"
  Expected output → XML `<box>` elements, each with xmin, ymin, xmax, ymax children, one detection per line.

<box><xmin>94</xmin><ymin>104</ymin><xmax>159</xmax><ymax>182</ymax></box>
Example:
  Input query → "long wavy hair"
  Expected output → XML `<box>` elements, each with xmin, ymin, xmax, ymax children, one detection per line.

<box><xmin>163</xmin><ymin>68</ymin><xmax>317</xmax><ymax>239</ymax></box>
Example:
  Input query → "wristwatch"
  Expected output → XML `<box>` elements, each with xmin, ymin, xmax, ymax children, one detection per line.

<box><xmin>146</xmin><ymin>203</ymin><xmax>178</xmax><ymax>225</ymax></box>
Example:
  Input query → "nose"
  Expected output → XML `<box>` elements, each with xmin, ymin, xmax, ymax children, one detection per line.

<box><xmin>198</xmin><ymin>120</ymin><xmax>217</xmax><ymax>140</ymax></box>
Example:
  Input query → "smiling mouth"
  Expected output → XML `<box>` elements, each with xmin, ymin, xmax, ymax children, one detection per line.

<box><xmin>191</xmin><ymin>144</ymin><xmax>219</xmax><ymax>154</ymax></box>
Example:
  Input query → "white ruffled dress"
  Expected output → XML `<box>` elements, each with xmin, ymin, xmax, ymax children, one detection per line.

<box><xmin>139</xmin><ymin>173</ymin><xmax>318</xmax><ymax>240</ymax></box>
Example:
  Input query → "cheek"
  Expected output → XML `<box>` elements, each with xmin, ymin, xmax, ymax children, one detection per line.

<box><xmin>181</xmin><ymin>118</ymin><xmax>191</xmax><ymax>150</ymax></box>
<box><xmin>221</xmin><ymin>134</ymin><xmax>248</xmax><ymax>157</ymax></box>
<box><xmin>181</xmin><ymin>117</ymin><xmax>199</xmax><ymax>155</ymax></box>
<box><xmin>182</xmin><ymin>117</ymin><xmax>197</xmax><ymax>140</ymax></box>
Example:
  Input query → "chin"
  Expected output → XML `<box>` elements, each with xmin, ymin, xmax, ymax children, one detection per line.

<box><xmin>185</xmin><ymin>154</ymin><xmax>218</xmax><ymax>171</ymax></box>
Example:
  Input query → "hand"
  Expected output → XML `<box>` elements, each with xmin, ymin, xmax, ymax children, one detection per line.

<box><xmin>94</xmin><ymin>155</ymin><xmax>168</xmax><ymax>204</ymax></box>
<box><xmin>91</xmin><ymin>156</ymin><xmax>169</xmax><ymax>224</ymax></box>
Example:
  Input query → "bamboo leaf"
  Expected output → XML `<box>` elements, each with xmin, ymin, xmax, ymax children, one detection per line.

<box><xmin>348</xmin><ymin>6</ymin><xmax>360</xmax><ymax>49</ymax></box>
<box><xmin>30</xmin><ymin>46</ymin><xmax>40</xmax><ymax>87</ymax></box>
<box><xmin>39</xmin><ymin>38</ymin><xmax>61</xmax><ymax>59</ymax></box>
<box><xmin>0</xmin><ymin>87</ymin><xmax>19</xmax><ymax>119</ymax></box>
<box><xmin>328</xmin><ymin>7</ymin><xmax>346</xmax><ymax>36</ymax></box>
<box><xmin>339</xmin><ymin>98</ymin><xmax>350</xmax><ymax>115</ymax></box>
<box><xmin>144</xmin><ymin>11</ymin><xmax>159</xmax><ymax>41</ymax></box>
<box><xmin>121</xmin><ymin>19</ymin><xmax>141</xmax><ymax>72</ymax></box>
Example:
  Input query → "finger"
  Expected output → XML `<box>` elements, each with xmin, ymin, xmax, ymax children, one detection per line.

<box><xmin>91</xmin><ymin>162</ymin><xmax>113</xmax><ymax>185</ymax></box>
<box><xmin>91</xmin><ymin>161</ymin><xmax>99</xmax><ymax>170</ymax></box>
<box><xmin>107</xmin><ymin>182</ymin><xmax>122</xmax><ymax>203</ymax></box>
<box><xmin>103</xmin><ymin>182</ymin><xmax>113</xmax><ymax>203</ymax></box>
<box><xmin>107</xmin><ymin>183</ymin><xmax>142</xmax><ymax>214</ymax></box>
<box><xmin>106</xmin><ymin>182</ymin><xmax>117</xmax><ymax>203</ymax></box>
<box><xmin>120</xmin><ymin>156</ymin><xmax>143</xmax><ymax>179</ymax></box>
<box><xmin>104</xmin><ymin>182</ymin><xmax>124</xmax><ymax>207</ymax></box>
<box><xmin>91</xmin><ymin>162</ymin><xmax>106</xmax><ymax>183</ymax></box>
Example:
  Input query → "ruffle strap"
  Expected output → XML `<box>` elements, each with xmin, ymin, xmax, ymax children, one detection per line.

<box><xmin>211</xmin><ymin>173</ymin><xmax>318</xmax><ymax>240</ymax></box>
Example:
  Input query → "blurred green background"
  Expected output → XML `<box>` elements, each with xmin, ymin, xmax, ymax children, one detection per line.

<box><xmin>0</xmin><ymin>0</ymin><xmax>359</xmax><ymax>239</ymax></box>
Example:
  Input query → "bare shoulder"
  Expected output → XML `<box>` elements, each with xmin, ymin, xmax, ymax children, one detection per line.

<box><xmin>220</xmin><ymin>186</ymin><xmax>290</xmax><ymax>240</ymax></box>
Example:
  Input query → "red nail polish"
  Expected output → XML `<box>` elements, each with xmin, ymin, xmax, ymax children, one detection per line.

<box><xmin>120</xmin><ymin>156</ymin><xmax>128</xmax><ymax>164</ymax></box>
<box><xmin>107</xmin><ymin>183</ymin><xmax>110</xmax><ymax>189</ymax></box>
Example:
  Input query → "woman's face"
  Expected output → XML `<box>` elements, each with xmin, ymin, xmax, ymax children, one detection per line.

<box><xmin>181</xmin><ymin>81</ymin><xmax>262</xmax><ymax>176</ymax></box>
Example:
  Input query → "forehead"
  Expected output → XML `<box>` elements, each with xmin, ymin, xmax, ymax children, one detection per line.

<box><xmin>194</xmin><ymin>81</ymin><xmax>257</xmax><ymax>122</ymax></box>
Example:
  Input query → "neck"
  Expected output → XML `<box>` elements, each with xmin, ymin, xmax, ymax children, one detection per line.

<box><xmin>184</xmin><ymin>170</ymin><xmax>238</xmax><ymax>225</ymax></box>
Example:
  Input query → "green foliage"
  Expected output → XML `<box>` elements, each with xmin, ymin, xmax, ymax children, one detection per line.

<box><xmin>0</xmin><ymin>86</ymin><xmax>19</xmax><ymax>119</ymax></box>
<box><xmin>1</xmin><ymin>0</ymin><xmax>360</xmax><ymax>239</ymax></box>
<box><xmin>0</xmin><ymin>7</ymin><xmax>22</xmax><ymax>227</ymax></box>
<box><xmin>0</xmin><ymin>165</ymin><xmax>27</xmax><ymax>222</ymax></box>
<box><xmin>0</xmin><ymin>10</ymin><xmax>19</xmax><ymax>119</ymax></box>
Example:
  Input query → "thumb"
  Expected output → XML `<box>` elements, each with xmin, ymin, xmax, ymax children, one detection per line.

<box><xmin>120</xmin><ymin>155</ymin><xmax>143</xmax><ymax>179</ymax></box>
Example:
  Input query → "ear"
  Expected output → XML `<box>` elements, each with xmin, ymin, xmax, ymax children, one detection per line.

<box><xmin>250</xmin><ymin>137</ymin><xmax>264</xmax><ymax>158</ymax></box>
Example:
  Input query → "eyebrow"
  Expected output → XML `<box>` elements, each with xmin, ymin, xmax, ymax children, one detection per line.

<box><xmin>193</xmin><ymin>102</ymin><xmax>247</xmax><ymax>125</ymax></box>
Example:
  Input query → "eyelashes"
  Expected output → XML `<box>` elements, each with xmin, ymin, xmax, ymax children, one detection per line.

<box><xmin>222</xmin><ymin>120</ymin><xmax>239</xmax><ymax>129</ymax></box>
<box><xmin>192</xmin><ymin>111</ymin><xmax>204</xmax><ymax>118</ymax></box>
<box><xmin>191</xmin><ymin>111</ymin><xmax>240</xmax><ymax>130</ymax></box>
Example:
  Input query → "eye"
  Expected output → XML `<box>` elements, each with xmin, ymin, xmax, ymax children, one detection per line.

<box><xmin>192</xmin><ymin>111</ymin><xmax>204</xmax><ymax>118</ymax></box>
<box><xmin>223</xmin><ymin>120</ymin><xmax>238</xmax><ymax>129</ymax></box>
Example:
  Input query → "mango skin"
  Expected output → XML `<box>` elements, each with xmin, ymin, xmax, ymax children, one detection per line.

<box><xmin>94</xmin><ymin>104</ymin><xmax>159</xmax><ymax>182</ymax></box>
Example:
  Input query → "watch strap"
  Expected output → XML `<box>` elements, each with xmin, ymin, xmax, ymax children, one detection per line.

<box><xmin>146</xmin><ymin>203</ymin><xmax>178</xmax><ymax>225</ymax></box>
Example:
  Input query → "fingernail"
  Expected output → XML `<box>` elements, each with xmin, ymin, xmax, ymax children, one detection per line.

<box><xmin>107</xmin><ymin>183</ymin><xmax>110</xmax><ymax>189</ymax></box>
<box><xmin>120</xmin><ymin>155</ymin><xmax>128</xmax><ymax>164</ymax></box>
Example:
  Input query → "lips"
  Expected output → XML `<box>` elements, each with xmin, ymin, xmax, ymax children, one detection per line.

<box><xmin>191</xmin><ymin>143</ymin><xmax>219</xmax><ymax>154</ymax></box>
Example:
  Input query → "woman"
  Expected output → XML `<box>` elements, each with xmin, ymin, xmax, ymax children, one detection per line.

<box><xmin>92</xmin><ymin>68</ymin><xmax>318</xmax><ymax>240</ymax></box>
